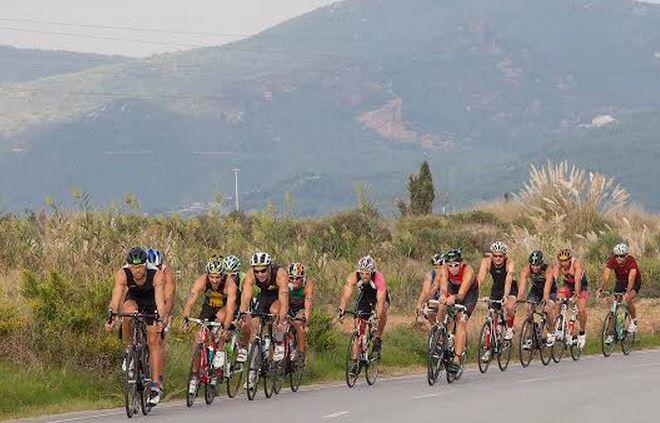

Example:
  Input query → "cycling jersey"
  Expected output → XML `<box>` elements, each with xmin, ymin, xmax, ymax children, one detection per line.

<box><xmin>557</xmin><ymin>259</ymin><xmax>589</xmax><ymax>299</ymax></box>
<box><xmin>199</xmin><ymin>274</ymin><xmax>230</xmax><ymax>321</ymax></box>
<box><xmin>252</xmin><ymin>265</ymin><xmax>281</xmax><ymax>314</ymax></box>
<box><xmin>445</xmin><ymin>264</ymin><xmax>478</xmax><ymax>317</ymax></box>
<box><xmin>289</xmin><ymin>282</ymin><xmax>306</xmax><ymax>317</ymax></box>
<box><xmin>489</xmin><ymin>258</ymin><xmax>518</xmax><ymax>300</ymax></box>
<box><xmin>355</xmin><ymin>271</ymin><xmax>390</xmax><ymax>314</ymax></box>
<box><xmin>606</xmin><ymin>255</ymin><xmax>642</xmax><ymax>293</ymax></box>
<box><xmin>123</xmin><ymin>266</ymin><xmax>157</xmax><ymax>324</ymax></box>
<box><xmin>526</xmin><ymin>264</ymin><xmax>557</xmax><ymax>302</ymax></box>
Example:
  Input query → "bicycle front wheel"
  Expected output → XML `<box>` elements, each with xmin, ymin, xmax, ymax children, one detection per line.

<box><xmin>123</xmin><ymin>351</ymin><xmax>138</xmax><ymax>418</ymax></box>
<box><xmin>186</xmin><ymin>344</ymin><xmax>202</xmax><ymax>407</ymax></box>
<box><xmin>497</xmin><ymin>327</ymin><xmax>512</xmax><ymax>372</ymax></box>
<box><xmin>139</xmin><ymin>348</ymin><xmax>152</xmax><ymax>416</ymax></box>
<box><xmin>365</xmin><ymin>332</ymin><xmax>380</xmax><ymax>386</ymax></box>
<box><xmin>601</xmin><ymin>312</ymin><xmax>615</xmax><ymax>357</ymax></box>
<box><xmin>519</xmin><ymin>319</ymin><xmax>534</xmax><ymax>368</ymax></box>
<box><xmin>477</xmin><ymin>321</ymin><xmax>492</xmax><ymax>374</ymax></box>
<box><xmin>246</xmin><ymin>341</ymin><xmax>261</xmax><ymax>401</ymax></box>
<box><xmin>225</xmin><ymin>347</ymin><xmax>243</xmax><ymax>398</ymax></box>
<box><xmin>426</xmin><ymin>326</ymin><xmax>442</xmax><ymax>386</ymax></box>
<box><xmin>263</xmin><ymin>339</ymin><xmax>276</xmax><ymax>398</ymax></box>
<box><xmin>345</xmin><ymin>332</ymin><xmax>360</xmax><ymax>388</ymax></box>
<box><xmin>551</xmin><ymin>315</ymin><xmax>565</xmax><ymax>363</ymax></box>
<box><xmin>621</xmin><ymin>311</ymin><xmax>635</xmax><ymax>355</ymax></box>
<box><xmin>538</xmin><ymin>323</ymin><xmax>551</xmax><ymax>366</ymax></box>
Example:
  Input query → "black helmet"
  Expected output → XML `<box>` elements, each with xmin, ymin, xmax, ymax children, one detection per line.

<box><xmin>126</xmin><ymin>247</ymin><xmax>148</xmax><ymax>265</ymax></box>
<box><xmin>444</xmin><ymin>249</ymin><xmax>463</xmax><ymax>263</ymax></box>
<box><xmin>529</xmin><ymin>250</ymin><xmax>544</xmax><ymax>266</ymax></box>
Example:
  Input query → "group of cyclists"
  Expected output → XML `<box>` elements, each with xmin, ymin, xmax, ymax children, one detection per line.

<box><xmin>104</xmin><ymin>238</ymin><xmax>642</xmax><ymax>406</ymax></box>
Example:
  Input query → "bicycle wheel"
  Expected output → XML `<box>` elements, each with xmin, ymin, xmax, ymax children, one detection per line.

<box><xmin>204</xmin><ymin>364</ymin><xmax>216</xmax><ymax>405</ymax></box>
<box><xmin>273</xmin><ymin>357</ymin><xmax>286</xmax><ymax>395</ymax></box>
<box><xmin>569</xmin><ymin>326</ymin><xmax>582</xmax><ymax>361</ymax></box>
<box><xmin>497</xmin><ymin>326</ymin><xmax>512</xmax><ymax>372</ymax></box>
<box><xmin>621</xmin><ymin>311</ymin><xmax>635</xmax><ymax>355</ymax></box>
<box><xmin>538</xmin><ymin>322</ymin><xmax>551</xmax><ymax>366</ymax></box>
<box><xmin>246</xmin><ymin>341</ymin><xmax>261</xmax><ymax>401</ymax></box>
<box><xmin>426</xmin><ymin>326</ymin><xmax>442</xmax><ymax>386</ymax></box>
<box><xmin>601</xmin><ymin>312</ymin><xmax>615</xmax><ymax>357</ymax></box>
<box><xmin>263</xmin><ymin>339</ymin><xmax>275</xmax><ymax>398</ymax></box>
<box><xmin>225</xmin><ymin>348</ymin><xmax>243</xmax><ymax>398</ymax></box>
<box><xmin>123</xmin><ymin>351</ymin><xmax>138</xmax><ymax>418</ymax></box>
<box><xmin>519</xmin><ymin>319</ymin><xmax>534</xmax><ymax>368</ymax></box>
<box><xmin>477</xmin><ymin>320</ymin><xmax>492</xmax><ymax>374</ymax></box>
<box><xmin>186</xmin><ymin>344</ymin><xmax>202</xmax><ymax>407</ymax></box>
<box><xmin>289</xmin><ymin>353</ymin><xmax>305</xmax><ymax>392</ymax></box>
<box><xmin>365</xmin><ymin>331</ymin><xmax>380</xmax><ymax>386</ymax></box>
<box><xmin>551</xmin><ymin>315</ymin><xmax>565</xmax><ymax>363</ymax></box>
<box><xmin>139</xmin><ymin>348</ymin><xmax>152</xmax><ymax>416</ymax></box>
<box><xmin>345</xmin><ymin>332</ymin><xmax>360</xmax><ymax>388</ymax></box>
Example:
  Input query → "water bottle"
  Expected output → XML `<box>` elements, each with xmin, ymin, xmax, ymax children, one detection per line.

<box><xmin>213</xmin><ymin>350</ymin><xmax>225</xmax><ymax>369</ymax></box>
<box><xmin>207</xmin><ymin>346</ymin><xmax>215</xmax><ymax>365</ymax></box>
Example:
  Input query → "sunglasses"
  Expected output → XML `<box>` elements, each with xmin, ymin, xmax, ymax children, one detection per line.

<box><xmin>492</xmin><ymin>254</ymin><xmax>505</xmax><ymax>259</ymax></box>
<box><xmin>289</xmin><ymin>276</ymin><xmax>304</xmax><ymax>281</ymax></box>
<box><xmin>254</xmin><ymin>268</ymin><xmax>268</xmax><ymax>274</ymax></box>
<box><xmin>615</xmin><ymin>254</ymin><xmax>627</xmax><ymax>258</ymax></box>
<box><xmin>447</xmin><ymin>262</ymin><xmax>461</xmax><ymax>268</ymax></box>
<box><xmin>130</xmin><ymin>264</ymin><xmax>147</xmax><ymax>270</ymax></box>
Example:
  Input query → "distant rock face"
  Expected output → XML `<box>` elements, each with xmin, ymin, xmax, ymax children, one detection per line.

<box><xmin>589</xmin><ymin>115</ymin><xmax>617</xmax><ymax>128</ymax></box>
<box><xmin>359</xmin><ymin>98</ymin><xmax>417</xmax><ymax>143</ymax></box>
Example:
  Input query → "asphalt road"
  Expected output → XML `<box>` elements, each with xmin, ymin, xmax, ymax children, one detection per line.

<box><xmin>21</xmin><ymin>349</ymin><xmax>660</xmax><ymax>423</ymax></box>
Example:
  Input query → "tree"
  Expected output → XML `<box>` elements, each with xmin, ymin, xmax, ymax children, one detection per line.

<box><xmin>407</xmin><ymin>161</ymin><xmax>435</xmax><ymax>215</ymax></box>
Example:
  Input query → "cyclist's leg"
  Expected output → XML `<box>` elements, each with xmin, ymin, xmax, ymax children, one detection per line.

<box><xmin>121</xmin><ymin>299</ymin><xmax>138</xmax><ymax>348</ymax></box>
<box><xmin>504</xmin><ymin>282</ymin><xmax>518</xmax><ymax>329</ymax></box>
<box><xmin>215</xmin><ymin>308</ymin><xmax>227</xmax><ymax>349</ymax></box>
<box><xmin>292</xmin><ymin>309</ymin><xmax>307</xmax><ymax>353</ymax></box>
<box><xmin>627</xmin><ymin>281</ymin><xmax>640</xmax><ymax>320</ymax></box>
<box><xmin>455</xmin><ymin>289</ymin><xmax>477</xmax><ymax>359</ymax></box>
<box><xmin>577</xmin><ymin>290</ymin><xmax>588</xmax><ymax>332</ymax></box>
<box><xmin>146</xmin><ymin>324</ymin><xmax>163</xmax><ymax>383</ymax></box>
<box><xmin>376</xmin><ymin>300</ymin><xmax>389</xmax><ymax>339</ymax></box>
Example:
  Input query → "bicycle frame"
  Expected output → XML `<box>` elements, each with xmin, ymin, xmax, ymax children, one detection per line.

<box><xmin>556</xmin><ymin>298</ymin><xmax>578</xmax><ymax>346</ymax></box>
<box><xmin>480</xmin><ymin>299</ymin><xmax>506</xmax><ymax>353</ymax></box>
<box><xmin>186</xmin><ymin>318</ymin><xmax>224</xmax><ymax>382</ymax></box>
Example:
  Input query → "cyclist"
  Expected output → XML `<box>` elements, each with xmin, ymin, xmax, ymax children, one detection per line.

<box><xmin>287</xmin><ymin>262</ymin><xmax>314</xmax><ymax>364</ymax></box>
<box><xmin>146</xmin><ymin>248</ymin><xmax>175</xmax><ymax>391</ymax></box>
<box><xmin>552</xmin><ymin>248</ymin><xmax>589</xmax><ymax>349</ymax></box>
<box><xmin>476</xmin><ymin>241</ymin><xmax>518</xmax><ymax>340</ymax></box>
<box><xmin>238</xmin><ymin>252</ymin><xmax>289</xmax><ymax>363</ymax></box>
<box><xmin>105</xmin><ymin>247</ymin><xmax>167</xmax><ymax>405</ymax></box>
<box><xmin>223</xmin><ymin>255</ymin><xmax>249</xmax><ymax>316</ymax></box>
<box><xmin>432</xmin><ymin>249</ymin><xmax>477</xmax><ymax>375</ymax></box>
<box><xmin>415</xmin><ymin>253</ymin><xmax>445</xmax><ymax>324</ymax></box>
<box><xmin>181</xmin><ymin>256</ymin><xmax>238</xmax><ymax>392</ymax></box>
<box><xmin>519</xmin><ymin>250</ymin><xmax>558</xmax><ymax>346</ymax></box>
<box><xmin>596</xmin><ymin>243</ymin><xmax>641</xmax><ymax>341</ymax></box>
<box><xmin>337</xmin><ymin>255</ymin><xmax>390</xmax><ymax>371</ymax></box>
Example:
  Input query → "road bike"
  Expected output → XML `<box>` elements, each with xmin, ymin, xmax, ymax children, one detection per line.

<box><xmin>427</xmin><ymin>303</ymin><xmax>467</xmax><ymax>385</ymax></box>
<box><xmin>519</xmin><ymin>301</ymin><xmax>551</xmax><ymax>367</ymax></box>
<box><xmin>344</xmin><ymin>310</ymin><xmax>380</xmax><ymax>387</ymax></box>
<box><xmin>476</xmin><ymin>298</ymin><xmax>512</xmax><ymax>373</ymax></box>
<box><xmin>600</xmin><ymin>291</ymin><xmax>635</xmax><ymax>357</ymax></box>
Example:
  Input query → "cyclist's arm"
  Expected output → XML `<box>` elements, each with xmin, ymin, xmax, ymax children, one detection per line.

<box><xmin>456</xmin><ymin>266</ymin><xmax>475</xmax><ymax>302</ymax></box>
<box><xmin>182</xmin><ymin>275</ymin><xmax>206</xmax><ymax>318</ymax></box>
<box><xmin>239</xmin><ymin>271</ymin><xmax>256</xmax><ymax>313</ymax></box>
<box><xmin>376</xmin><ymin>288</ymin><xmax>386</xmax><ymax>320</ymax></box>
<box><xmin>276</xmin><ymin>268</ymin><xmax>290</xmax><ymax>322</ymax></box>
<box><xmin>416</xmin><ymin>272</ymin><xmax>433</xmax><ymax>311</ymax></box>
<box><xmin>304</xmin><ymin>280</ymin><xmax>314</xmax><ymax>321</ymax></box>
<box><xmin>339</xmin><ymin>273</ymin><xmax>357</xmax><ymax>312</ymax></box>
<box><xmin>573</xmin><ymin>260</ymin><xmax>585</xmax><ymax>293</ymax></box>
<box><xmin>154</xmin><ymin>270</ymin><xmax>167</xmax><ymax>321</ymax></box>
<box><xmin>438</xmin><ymin>268</ymin><xmax>449</xmax><ymax>299</ymax></box>
<box><xmin>598</xmin><ymin>266</ymin><xmax>612</xmax><ymax>292</ymax></box>
<box><xmin>108</xmin><ymin>269</ymin><xmax>128</xmax><ymax>313</ymax></box>
<box><xmin>224</xmin><ymin>277</ymin><xmax>238</xmax><ymax>329</ymax></box>
<box><xmin>163</xmin><ymin>267</ymin><xmax>176</xmax><ymax>315</ymax></box>
<box><xmin>627</xmin><ymin>268</ymin><xmax>638</xmax><ymax>293</ymax></box>
<box><xmin>543</xmin><ymin>268</ymin><xmax>554</xmax><ymax>302</ymax></box>
<box><xmin>476</xmin><ymin>257</ymin><xmax>489</xmax><ymax>286</ymax></box>
<box><xmin>518</xmin><ymin>267</ymin><xmax>530</xmax><ymax>300</ymax></box>
<box><xmin>503</xmin><ymin>258</ymin><xmax>516</xmax><ymax>298</ymax></box>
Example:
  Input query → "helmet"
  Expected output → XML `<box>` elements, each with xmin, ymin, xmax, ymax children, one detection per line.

<box><xmin>490</xmin><ymin>241</ymin><xmax>508</xmax><ymax>255</ymax></box>
<box><xmin>250</xmin><ymin>252</ymin><xmax>272</xmax><ymax>267</ymax></box>
<box><xmin>357</xmin><ymin>255</ymin><xmax>376</xmax><ymax>272</ymax></box>
<box><xmin>206</xmin><ymin>257</ymin><xmax>224</xmax><ymax>274</ymax></box>
<box><xmin>444</xmin><ymin>249</ymin><xmax>463</xmax><ymax>263</ymax></box>
<box><xmin>431</xmin><ymin>253</ymin><xmax>445</xmax><ymax>266</ymax></box>
<box><xmin>529</xmin><ymin>250</ymin><xmax>544</xmax><ymax>266</ymax></box>
<box><xmin>223</xmin><ymin>255</ymin><xmax>241</xmax><ymax>273</ymax></box>
<box><xmin>557</xmin><ymin>248</ymin><xmax>572</xmax><ymax>261</ymax></box>
<box><xmin>126</xmin><ymin>247</ymin><xmax>148</xmax><ymax>265</ymax></box>
<box><xmin>287</xmin><ymin>263</ymin><xmax>305</xmax><ymax>278</ymax></box>
<box><xmin>613</xmin><ymin>243</ymin><xmax>629</xmax><ymax>256</ymax></box>
<box><xmin>146</xmin><ymin>248</ymin><xmax>164</xmax><ymax>267</ymax></box>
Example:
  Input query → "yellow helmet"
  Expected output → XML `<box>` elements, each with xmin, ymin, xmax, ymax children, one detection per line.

<box><xmin>557</xmin><ymin>248</ymin><xmax>572</xmax><ymax>261</ymax></box>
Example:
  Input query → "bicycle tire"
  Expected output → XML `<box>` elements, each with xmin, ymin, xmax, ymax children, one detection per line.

<box><xmin>225</xmin><ymin>348</ymin><xmax>243</xmax><ymax>398</ymax></box>
<box><xmin>139</xmin><ymin>347</ymin><xmax>152</xmax><ymax>416</ymax></box>
<box><xmin>123</xmin><ymin>351</ymin><xmax>138</xmax><ymax>418</ymax></box>
<box><xmin>621</xmin><ymin>311</ymin><xmax>635</xmax><ymax>355</ymax></box>
<box><xmin>263</xmin><ymin>338</ymin><xmax>276</xmax><ymax>399</ymax></box>
<box><xmin>426</xmin><ymin>326</ymin><xmax>442</xmax><ymax>386</ymax></box>
<box><xmin>601</xmin><ymin>312</ymin><xmax>615</xmax><ymax>357</ymax></box>
<box><xmin>186</xmin><ymin>344</ymin><xmax>202</xmax><ymax>407</ymax></box>
<box><xmin>519</xmin><ymin>319</ymin><xmax>534</xmax><ymax>368</ymax></box>
<box><xmin>290</xmin><ymin>354</ymin><xmax>304</xmax><ymax>392</ymax></box>
<box><xmin>345</xmin><ymin>332</ymin><xmax>360</xmax><ymax>388</ymax></box>
<box><xmin>551</xmin><ymin>315</ymin><xmax>565</xmax><ymax>363</ymax></box>
<box><xmin>273</xmin><ymin>358</ymin><xmax>286</xmax><ymax>394</ymax></box>
<box><xmin>365</xmin><ymin>330</ymin><xmax>380</xmax><ymax>386</ymax></box>
<box><xmin>538</xmin><ymin>322</ymin><xmax>551</xmax><ymax>366</ymax></box>
<box><xmin>246</xmin><ymin>341</ymin><xmax>261</xmax><ymax>401</ymax></box>
<box><xmin>477</xmin><ymin>320</ymin><xmax>492</xmax><ymax>374</ymax></box>
<box><xmin>497</xmin><ymin>324</ymin><xmax>512</xmax><ymax>372</ymax></box>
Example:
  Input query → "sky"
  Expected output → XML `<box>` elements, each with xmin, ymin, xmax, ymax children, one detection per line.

<box><xmin>0</xmin><ymin>0</ymin><xmax>337</xmax><ymax>57</ymax></box>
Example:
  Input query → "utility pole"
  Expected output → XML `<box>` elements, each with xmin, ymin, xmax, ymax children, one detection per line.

<box><xmin>232</xmin><ymin>167</ymin><xmax>241</xmax><ymax>212</ymax></box>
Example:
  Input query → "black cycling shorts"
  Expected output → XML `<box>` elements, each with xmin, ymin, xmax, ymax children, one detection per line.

<box><xmin>124</xmin><ymin>296</ymin><xmax>157</xmax><ymax>325</ymax></box>
<box><xmin>614</xmin><ymin>280</ymin><xmax>642</xmax><ymax>294</ymax></box>
<box><xmin>356</xmin><ymin>292</ymin><xmax>391</xmax><ymax>315</ymax></box>
<box><xmin>490</xmin><ymin>280</ymin><xmax>519</xmax><ymax>300</ymax></box>
<box><xmin>447</xmin><ymin>283</ymin><xmax>478</xmax><ymax>318</ymax></box>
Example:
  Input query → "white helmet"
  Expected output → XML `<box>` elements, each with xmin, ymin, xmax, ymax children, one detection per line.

<box><xmin>490</xmin><ymin>241</ymin><xmax>508</xmax><ymax>255</ymax></box>
<box><xmin>250</xmin><ymin>251</ymin><xmax>272</xmax><ymax>267</ymax></box>
<box><xmin>613</xmin><ymin>243</ymin><xmax>629</xmax><ymax>256</ymax></box>
<box><xmin>357</xmin><ymin>255</ymin><xmax>376</xmax><ymax>272</ymax></box>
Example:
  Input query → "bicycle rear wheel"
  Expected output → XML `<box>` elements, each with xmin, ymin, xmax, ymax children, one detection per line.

<box><xmin>123</xmin><ymin>351</ymin><xmax>138</xmax><ymax>418</ymax></box>
<box><xmin>601</xmin><ymin>312</ymin><xmax>615</xmax><ymax>357</ymax></box>
<box><xmin>273</xmin><ymin>357</ymin><xmax>285</xmax><ymax>394</ymax></box>
<box><xmin>519</xmin><ymin>319</ymin><xmax>534</xmax><ymax>368</ymax></box>
<box><xmin>139</xmin><ymin>348</ymin><xmax>152</xmax><ymax>416</ymax></box>
<box><xmin>477</xmin><ymin>321</ymin><xmax>492</xmax><ymax>374</ymax></box>
<box><xmin>345</xmin><ymin>332</ymin><xmax>360</xmax><ymax>388</ymax></box>
<box><xmin>246</xmin><ymin>341</ymin><xmax>261</xmax><ymax>401</ymax></box>
<box><xmin>621</xmin><ymin>311</ymin><xmax>635</xmax><ymax>355</ymax></box>
<box><xmin>551</xmin><ymin>315</ymin><xmax>565</xmax><ymax>363</ymax></box>
<box><xmin>263</xmin><ymin>339</ymin><xmax>276</xmax><ymax>398</ymax></box>
<box><xmin>365</xmin><ymin>331</ymin><xmax>380</xmax><ymax>386</ymax></box>
<box><xmin>186</xmin><ymin>344</ymin><xmax>202</xmax><ymax>407</ymax></box>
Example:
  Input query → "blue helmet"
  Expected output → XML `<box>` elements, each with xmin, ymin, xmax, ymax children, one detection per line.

<box><xmin>146</xmin><ymin>248</ymin><xmax>164</xmax><ymax>267</ymax></box>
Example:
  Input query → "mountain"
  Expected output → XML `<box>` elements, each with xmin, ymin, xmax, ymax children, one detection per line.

<box><xmin>1</xmin><ymin>0</ymin><xmax>659</xmax><ymax>214</ymax></box>
<box><xmin>0</xmin><ymin>45</ymin><xmax>128</xmax><ymax>83</ymax></box>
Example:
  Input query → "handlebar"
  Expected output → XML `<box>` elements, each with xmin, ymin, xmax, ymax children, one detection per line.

<box><xmin>185</xmin><ymin>317</ymin><xmax>224</xmax><ymax>328</ymax></box>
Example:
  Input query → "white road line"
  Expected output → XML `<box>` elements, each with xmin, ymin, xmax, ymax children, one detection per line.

<box><xmin>44</xmin><ymin>402</ymin><xmax>183</xmax><ymax>423</ymax></box>
<box><xmin>412</xmin><ymin>393</ymin><xmax>444</xmax><ymax>399</ymax></box>
<box><xmin>517</xmin><ymin>376</ymin><xmax>551</xmax><ymax>383</ymax></box>
<box><xmin>322</xmin><ymin>411</ymin><xmax>350</xmax><ymax>419</ymax></box>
